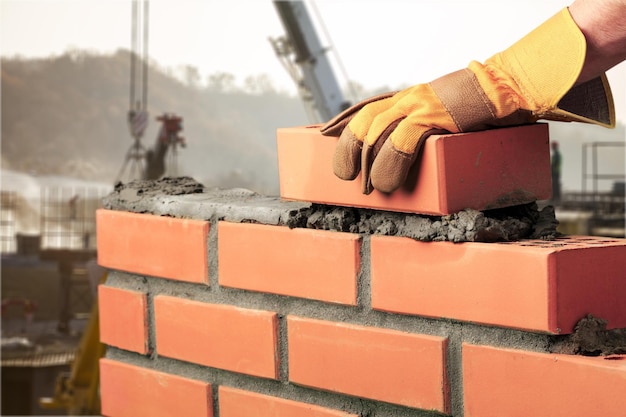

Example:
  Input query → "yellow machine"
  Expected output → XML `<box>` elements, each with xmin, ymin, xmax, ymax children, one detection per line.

<box><xmin>39</xmin><ymin>273</ymin><xmax>107</xmax><ymax>415</ymax></box>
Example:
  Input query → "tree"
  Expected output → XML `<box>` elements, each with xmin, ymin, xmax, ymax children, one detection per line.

<box><xmin>181</xmin><ymin>65</ymin><xmax>201</xmax><ymax>89</ymax></box>
<box><xmin>206</xmin><ymin>71</ymin><xmax>237</xmax><ymax>93</ymax></box>
<box><xmin>243</xmin><ymin>74</ymin><xmax>276</xmax><ymax>95</ymax></box>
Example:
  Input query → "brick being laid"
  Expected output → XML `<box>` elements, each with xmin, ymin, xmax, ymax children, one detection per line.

<box><xmin>370</xmin><ymin>235</ymin><xmax>626</xmax><ymax>334</ymax></box>
<box><xmin>463</xmin><ymin>344</ymin><xmax>626</xmax><ymax>417</ymax></box>
<box><xmin>276</xmin><ymin>123</ymin><xmax>551</xmax><ymax>215</ymax></box>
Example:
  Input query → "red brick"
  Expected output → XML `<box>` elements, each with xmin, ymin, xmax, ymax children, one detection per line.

<box><xmin>463</xmin><ymin>344</ymin><xmax>626</xmax><ymax>417</ymax></box>
<box><xmin>99</xmin><ymin>358</ymin><xmax>212</xmax><ymax>417</ymax></box>
<box><xmin>276</xmin><ymin>124</ymin><xmax>550</xmax><ymax>215</ymax></box>
<box><xmin>287</xmin><ymin>316</ymin><xmax>449</xmax><ymax>412</ymax></box>
<box><xmin>98</xmin><ymin>285</ymin><xmax>149</xmax><ymax>354</ymax></box>
<box><xmin>218</xmin><ymin>222</ymin><xmax>360</xmax><ymax>305</ymax></box>
<box><xmin>219</xmin><ymin>386</ymin><xmax>358</xmax><ymax>417</ymax></box>
<box><xmin>371</xmin><ymin>235</ymin><xmax>626</xmax><ymax>334</ymax></box>
<box><xmin>154</xmin><ymin>296</ymin><xmax>278</xmax><ymax>379</ymax></box>
<box><xmin>97</xmin><ymin>209</ymin><xmax>208</xmax><ymax>283</ymax></box>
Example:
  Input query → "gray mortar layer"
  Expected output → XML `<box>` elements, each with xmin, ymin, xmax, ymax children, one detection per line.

<box><xmin>105</xmin><ymin>177</ymin><xmax>560</xmax><ymax>243</ymax></box>
<box><xmin>103</xmin><ymin>177</ymin><xmax>626</xmax><ymax>417</ymax></box>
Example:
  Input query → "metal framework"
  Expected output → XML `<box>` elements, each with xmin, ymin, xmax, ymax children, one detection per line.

<box><xmin>1</xmin><ymin>191</ymin><xmax>17</xmax><ymax>253</ymax></box>
<box><xmin>580</xmin><ymin>141</ymin><xmax>625</xmax><ymax>217</ymax></box>
<box><xmin>117</xmin><ymin>0</ymin><xmax>150</xmax><ymax>182</ymax></box>
<box><xmin>39</xmin><ymin>186</ymin><xmax>108</xmax><ymax>251</ymax></box>
<box><xmin>271</xmin><ymin>0</ymin><xmax>350</xmax><ymax>123</ymax></box>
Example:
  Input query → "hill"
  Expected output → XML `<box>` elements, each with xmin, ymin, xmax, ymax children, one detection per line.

<box><xmin>1</xmin><ymin>50</ymin><xmax>310</xmax><ymax>195</ymax></box>
<box><xmin>2</xmin><ymin>50</ymin><xmax>624</xmax><ymax>195</ymax></box>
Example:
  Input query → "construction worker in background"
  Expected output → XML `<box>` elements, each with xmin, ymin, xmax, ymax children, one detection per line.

<box><xmin>551</xmin><ymin>141</ymin><xmax>563</xmax><ymax>205</ymax></box>
<box><xmin>69</xmin><ymin>194</ymin><xmax>79</xmax><ymax>220</ymax></box>
<box><xmin>322</xmin><ymin>0</ymin><xmax>626</xmax><ymax>196</ymax></box>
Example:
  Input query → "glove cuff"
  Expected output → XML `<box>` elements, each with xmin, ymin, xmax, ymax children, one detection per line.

<box><xmin>498</xmin><ymin>7</ymin><xmax>614</xmax><ymax>127</ymax></box>
<box><xmin>553</xmin><ymin>75</ymin><xmax>615</xmax><ymax>127</ymax></box>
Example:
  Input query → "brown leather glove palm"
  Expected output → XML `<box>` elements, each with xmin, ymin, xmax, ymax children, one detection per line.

<box><xmin>321</xmin><ymin>8</ymin><xmax>615</xmax><ymax>194</ymax></box>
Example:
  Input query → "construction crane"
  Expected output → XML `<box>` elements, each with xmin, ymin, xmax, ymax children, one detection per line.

<box><xmin>116</xmin><ymin>0</ymin><xmax>185</xmax><ymax>182</ymax></box>
<box><xmin>270</xmin><ymin>0</ymin><xmax>351</xmax><ymax>123</ymax></box>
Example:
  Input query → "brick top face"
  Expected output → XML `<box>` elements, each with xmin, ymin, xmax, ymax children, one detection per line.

<box><xmin>493</xmin><ymin>235</ymin><xmax>626</xmax><ymax>250</ymax></box>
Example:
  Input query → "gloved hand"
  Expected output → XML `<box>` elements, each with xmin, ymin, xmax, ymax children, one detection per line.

<box><xmin>321</xmin><ymin>8</ymin><xmax>615</xmax><ymax>195</ymax></box>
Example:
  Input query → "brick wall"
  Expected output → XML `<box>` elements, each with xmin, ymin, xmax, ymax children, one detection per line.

<box><xmin>96</xmin><ymin>126</ymin><xmax>626</xmax><ymax>417</ymax></box>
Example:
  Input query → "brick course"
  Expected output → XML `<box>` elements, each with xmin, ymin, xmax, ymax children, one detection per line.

<box><xmin>97</xmin><ymin>203</ymin><xmax>626</xmax><ymax>417</ymax></box>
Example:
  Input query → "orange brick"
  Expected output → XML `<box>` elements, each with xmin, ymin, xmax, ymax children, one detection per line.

<box><xmin>287</xmin><ymin>316</ymin><xmax>449</xmax><ymax>412</ymax></box>
<box><xmin>371</xmin><ymin>235</ymin><xmax>626</xmax><ymax>334</ymax></box>
<box><xmin>218</xmin><ymin>222</ymin><xmax>360</xmax><ymax>305</ymax></box>
<box><xmin>154</xmin><ymin>296</ymin><xmax>278</xmax><ymax>379</ymax></box>
<box><xmin>98</xmin><ymin>285</ymin><xmax>149</xmax><ymax>354</ymax></box>
<box><xmin>100</xmin><ymin>358</ymin><xmax>212</xmax><ymax>417</ymax></box>
<box><xmin>276</xmin><ymin>124</ymin><xmax>550</xmax><ymax>215</ymax></box>
<box><xmin>219</xmin><ymin>386</ymin><xmax>358</xmax><ymax>417</ymax></box>
<box><xmin>463</xmin><ymin>344</ymin><xmax>626</xmax><ymax>417</ymax></box>
<box><xmin>96</xmin><ymin>209</ymin><xmax>208</xmax><ymax>283</ymax></box>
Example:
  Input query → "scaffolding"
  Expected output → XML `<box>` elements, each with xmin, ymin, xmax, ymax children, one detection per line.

<box><xmin>581</xmin><ymin>141</ymin><xmax>626</xmax><ymax>205</ymax></box>
<box><xmin>36</xmin><ymin>185</ymin><xmax>110</xmax><ymax>333</ymax></box>
<box><xmin>1</xmin><ymin>191</ymin><xmax>18</xmax><ymax>253</ymax></box>
<box><xmin>39</xmin><ymin>186</ymin><xmax>108</xmax><ymax>251</ymax></box>
<box><xmin>562</xmin><ymin>143</ymin><xmax>624</xmax><ymax>207</ymax></box>
<box><xmin>561</xmin><ymin>141</ymin><xmax>626</xmax><ymax>237</ymax></box>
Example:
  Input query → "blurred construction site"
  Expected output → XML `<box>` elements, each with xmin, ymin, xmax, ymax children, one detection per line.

<box><xmin>1</xmin><ymin>181</ymin><xmax>109</xmax><ymax>415</ymax></box>
<box><xmin>2</xmin><ymin>0</ymin><xmax>625</xmax><ymax>415</ymax></box>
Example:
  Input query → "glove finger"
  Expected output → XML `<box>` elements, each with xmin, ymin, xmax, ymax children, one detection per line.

<box><xmin>364</xmin><ymin>83</ymin><xmax>445</xmax><ymax>148</ymax></box>
<box><xmin>370</xmin><ymin>122</ymin><xmax>444</xmax><ymax>193</ymax></box>
<box><xmin>361</xmin><ymin>118</ymin><xmax>403</xmax><ymax>194</ymax></box>
<box><xmin>320</xmin><ymin>91</ymin><xmax>396</xmax><ymax>137</ymax></box>
<box><xmin>332</xmin><ymin>127</ymin><xmax>363</xmax><ymax>180</ymax></box>
<box><xmin>330</xmin><ymin>92</ymin><xmax>403</xmax><ymax>182</ymax></box>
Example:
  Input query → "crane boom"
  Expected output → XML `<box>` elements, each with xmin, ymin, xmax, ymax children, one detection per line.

<box><xmin>271</xmin><ymin>1</ymin><xmax>349</xmax><ymax>123</ymax></box>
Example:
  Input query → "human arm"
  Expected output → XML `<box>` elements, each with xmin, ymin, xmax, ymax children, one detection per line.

<box><xmin>569</xmin><ymin>0</ymin><xmax>626</xmax><ymax>83</ymax></box>
<box><xmin>322</xmin><ymin>3</ymin><xmax>619</xmax><ymax>195</ymax></box>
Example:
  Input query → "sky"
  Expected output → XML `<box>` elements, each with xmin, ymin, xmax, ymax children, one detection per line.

<box><xmin>1</xmin><ymin>0</ymin><xmax>625</xmax><ymax>121</ymax></box>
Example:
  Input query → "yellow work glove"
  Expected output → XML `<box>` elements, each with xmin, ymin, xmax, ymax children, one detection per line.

<box><xmin>321</xmin><ymin>8</ymin><xmax>615</xmax><ymax>194</ymax></box>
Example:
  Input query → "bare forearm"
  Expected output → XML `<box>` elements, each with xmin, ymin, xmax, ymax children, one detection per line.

<box><xmin>569</xmin><ymin>0</ymin><xmax>626</xmax><ymax>82</ymax></box>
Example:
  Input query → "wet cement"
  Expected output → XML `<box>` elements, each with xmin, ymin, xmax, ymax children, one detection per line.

<box><xmin>113</xmin><ymin>176</ymin><xmax>205</xmax><ymax>198</ymax></box>
<box><xmin>293</xmin><ymin>202</ymin><xmax>560</xmax><ymax>243</ymax></box>
<box><xmin>105</xmin><ymin>177</ymin><xmax>560</xmax><ymax>243</ymax></box>
<box><xmin>551</xmin><ymin>315</ymin><xmax>626</xmax><ymax>356</ymax></box>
